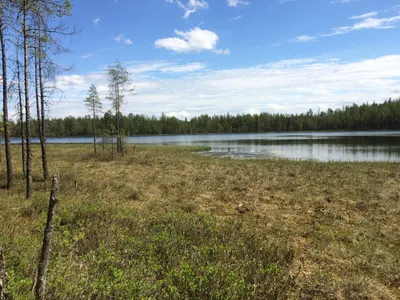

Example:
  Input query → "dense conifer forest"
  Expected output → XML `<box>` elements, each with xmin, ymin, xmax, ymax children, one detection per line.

<box><xmin>6</xmin><ymin>98</ymin><xmax>400</xmax><ymax>137</ymax></box>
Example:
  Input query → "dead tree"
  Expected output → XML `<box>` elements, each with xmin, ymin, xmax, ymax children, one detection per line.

<box><xmin>16</xmin><ymin>48</ymin><xmax>26</xmax><ymax>175</ymax></box>
<box><xmin>23</xmin><ymin>0</ymin><xmax>32</xmax><ymax>199</ymax></box>
<box><xmin>34</xmin><ymin>175</ymin><xmax>60</xmax><ymax>299</ymax></box>
<box><xmin>0</xmin><ymin>0</ymin><xmax>13</xmax><ymax>189</ymax></box>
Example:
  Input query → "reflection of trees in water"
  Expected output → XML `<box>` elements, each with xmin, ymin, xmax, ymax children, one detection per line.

<box><xmin>206</xmin><ymin>136</ymin><xmax>400</xmax><ymax>161</ymax></box>
<box><xmin>233</xmin><ymin>136</ymin><xmax>400</xmax><ymax>147</ymax></box>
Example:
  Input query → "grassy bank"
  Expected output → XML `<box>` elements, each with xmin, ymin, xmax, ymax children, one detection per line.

<box><xmin>0</xmin><ymin>145</ymin><xmax>399</xmax><ymax>299</ymax></box>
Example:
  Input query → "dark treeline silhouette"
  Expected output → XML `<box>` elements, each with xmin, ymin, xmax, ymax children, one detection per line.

<box><xmin>9</xmin><ymin>98</ymin><xmax>400</xmax><ymax>137</ymax></box>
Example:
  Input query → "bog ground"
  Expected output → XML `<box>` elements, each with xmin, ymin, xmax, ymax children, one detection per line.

<box><xmin>0</xmin><ymin>144</ymin><xmax>399</xmax><ymax>299</ymax></box>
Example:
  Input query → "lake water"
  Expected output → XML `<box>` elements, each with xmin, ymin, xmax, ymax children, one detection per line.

<box><xmin>8</xmin><ymin>131</ymin><xmax>400</xmax><ymax>162</ymax></box>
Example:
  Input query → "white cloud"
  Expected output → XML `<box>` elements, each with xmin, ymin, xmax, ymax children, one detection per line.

<box><xmin>270</xmin><ymin>42</ymin><xmax>281</xmax><ymax>47</ymax></box>
<box><xmin>331</xmin><ymin>0</ymin><xmax>357</xmax><ymax>4</ymax></box>
<box><xmin>212</xmin><ymin>48</ymin><xmax>230</xmax><ymax>55</ymax></box>
<box><xmin>290</xmin><ymin>35</ymin><xmax>317</xmax><ymax>42</ymax></box>
<box><xmin>114</xmin><ymin>34</ymin><xmax>124</xmax><ymax>42</ymax></box>
<box><xmin>93</xmin><ymin>17</ymin><xmax>100</xmax><ymax>26</ymax></box>
<box><xmin>155</xmin><ymin>27</ymin><xmax>227</xmax><ymax>54</ymax></box>
<box><xmin>47</xmin><ymin>55</ymin><xmax>400</xmax><ymax>119</ymax></box>
<box><xmin>279</xmin><ymin>0</ymin><xmax>296</xmax><ymax>4</ymax></box>
<box><xmin>349</xmin><ymin>11</ymin><xmax>378</xmax><ymax>20</ymax></box>
<box><xmin>267</xmin><ymin>58</ymin><xmax>316</xmax><ymax>68</ymax></box>
<box><xmin>227</xmin><ymin>0</ymin><xmax>249</xmax><ymax>7</ymax></box>
<box><xmin>166</xmin><ymin>0</ymin><xmax>209</xmax><ymax>19</ymax></box>
<box><xmin>56</xmin><ymin>75</ymin><xmax>85</xmax><ymax>91</ymax></box>
<box><xmin>160</xmin><ymin>62</ymin><xmax>206</xmax><ymax>73</ymax></box>
<box><xmin>114</xmin><ymin>34</ymin><xmax>133</xmax><ymax>45</ymax></box>
<box><xmin>80</xmin><ymin>53</ymin><xmax>93</xmax><ymax>59</ymax></box>
<box><xmin>229</xmin><ymin>15</ymin><xmax>243</xmax><ymax>21</ymax></box>
<box><xmin>323</xmin><ymin>15</ymin><xmax>400</xmax><ymax>36</ymax></box>
<box><xmin>166</xmin><ymin>111</ymin><xmax>190</xmax><ymax>119</ymax></box>
<box><xmin>127</xmin><ymin>61</ymin><xmax>205</xmax><ymax>74</ymax></box>
<box><xmin>289</xmin><ymin>13</ymin><xmax>400</xmax><ymax>41</ymax></box>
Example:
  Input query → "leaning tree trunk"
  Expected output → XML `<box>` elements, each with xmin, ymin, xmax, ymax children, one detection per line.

<box><xmin>17</xmin><ymin>51</ymin><xmax>26</xmax><ymax>175</ymax></box>
<box><xmin>35</xmin><ymin>175</ymin><xmax>60</xmax><ymax>299</ymax></box>
<box><xmin>24</xmin><ymin>0</ymin><xmax>32</xmax><ymax>198</ymax></box>
<box><xmin>0</xmin><ymin>0</ymin><xmax>13</xmax><ymax>189</ymax></box>
<box><xmin>38</xmin><ymin>17</ymin><xmax>48</xmax><ymax>180</ymax></box>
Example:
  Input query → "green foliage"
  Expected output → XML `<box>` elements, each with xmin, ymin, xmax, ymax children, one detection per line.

<box><xmin>10</xmin><ymin>98</ymin><xmax>400</xmax><ymax>137</ymax></box>
<box><xmin>106</xmin><ymin>61</ymin><xmax>133</xmax><ymax>111</ymax></box>
<box><xmin>45</xmin><ymin>213</ymin><xmax>295</xmax><ymax>299</ymax></box>
<box><xmin>84</xmin><ymin>84</ymin><xmax>102</xmax><ymax>116</ymax></box>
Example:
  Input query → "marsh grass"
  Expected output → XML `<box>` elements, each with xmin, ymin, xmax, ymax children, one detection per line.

<box><xmin>0</xmin><ymin>144</ymin><xmax>399</xmax><ymax>299</ymax></box>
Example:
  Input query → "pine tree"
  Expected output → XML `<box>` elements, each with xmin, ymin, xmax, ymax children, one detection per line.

<box><xmin>84</xmin><ymin>85</ymin><xmax>102</xmax><ymax>154</ymax></box>
<box><xmin>0</xmin><ymin>0</ymin><xmax>12</xmax><ymax>189</ymax></box>
<box><xmin>106</xmin><ymin>61</ymin><xmax>134</xmax><ymax>154</ymax></box>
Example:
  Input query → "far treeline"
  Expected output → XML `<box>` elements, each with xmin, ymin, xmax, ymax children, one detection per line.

<box><xmin>8</xmin><ymin>97</ymin><xmax>400</xmax><ymax>137</ymax></box>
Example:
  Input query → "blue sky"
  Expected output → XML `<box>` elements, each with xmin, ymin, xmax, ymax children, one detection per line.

<box><xmin>52</xmin><ymin>0</ymin><xmax>400</xmax><ymax>118</ymax></box>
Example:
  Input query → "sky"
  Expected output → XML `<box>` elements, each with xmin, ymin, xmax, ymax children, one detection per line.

<box><xmin>49</xmin><ymin>0</ymin><xmax>400</xmax><ymax>119</ymax></box>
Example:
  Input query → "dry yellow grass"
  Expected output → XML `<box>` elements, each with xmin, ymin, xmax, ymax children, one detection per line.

<box><xmin>0</xmin><ymin>144</ymin><xmax>399</xmax><ymax>299</ymax></box>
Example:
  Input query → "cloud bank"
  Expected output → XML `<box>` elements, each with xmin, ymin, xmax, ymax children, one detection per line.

<box><xmin>46</xmin><ymin>55</ymin><xmax>400</xmax><ymax>119</ymax></box>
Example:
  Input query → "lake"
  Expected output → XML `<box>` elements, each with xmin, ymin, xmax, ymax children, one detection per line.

<box><xmin>8</xmin><ymin>131</ymin><xmax>400</xmax><ymax>162</ymax></box>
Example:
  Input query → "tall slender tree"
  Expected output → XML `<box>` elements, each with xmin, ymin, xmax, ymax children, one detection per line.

<box><xmin>16</xmin><ymin>49</ymin><xmax>25</xmax><ymax>175</ymax></box>
<box><xmin>0</xmin><ymin>112</ymin><xmax>3</xmax><ymax>163</ymax></box>
<box><xmin>34</xmin><ymin>35</ymin><xmax>43</xmax><ymax>160</ymax></box>
<box><xmin>33</xmin><ymin>0</ymin><xmax>73</xmax><ymax>180</ymax></box>
<box><xmin>107</xmin><ymin>61</ymin><xmax>134</xmax><ymax>154</ymax></box>
<box><xmin>0</xmin><ymin>0</ymin><xmax>12</xmax><ymax>189</ymax></box>
<box><xmin>23</xmin><ymin>0</ymin><xmax>32</xmax><ymax>198</ymax></box>
<box><xmin>84</xmin><ymin>84</ymin><xmax>102</xmax><ymax>154</ymax></box>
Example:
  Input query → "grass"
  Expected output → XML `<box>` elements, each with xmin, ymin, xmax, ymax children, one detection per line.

<box><xmin>0</xmin><ymin>144</ymin><xmax>399</xmax><ymax>299</ymax></box>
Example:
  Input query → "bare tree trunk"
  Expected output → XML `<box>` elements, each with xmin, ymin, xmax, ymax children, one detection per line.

<box><xmin>17</xmin><ymin>51</ymin><xmax>26</xmax><ymax>176</ymax></box>
<box><xmin>35</xmin><ymin>175</ymin><xmax>60</xmax><ymax>300</ymax></box>
<box><xmin>102</xmin><ymin>132</ymin><xmax>105</xmax><ymax>153</ymax></box>
<box><xmin>116</xmin><ymin>110</ymin><xmax>121</xmax><ymax>153</ymax></box>
<box><xmin>112</xmin><ymin>132</ymin><xmax>114</xmax><ymax>159</ymax></box>
<box><xmin>38</xmin><ymin>16</ymin><xmax>48</xmax><ymax>180</ymax></box>
<box><xmin>35</xmin><ymin>36</ymin><xmax>44</xmax><ymax>161</ymax></box>
<box><xmin>115</xmin><ymin>81</ymin><xmax>122</xmax><ymax>154</ymax></box>
<box><xmin>0</xmin><ymin>0</ymin><xmax>13</xmax><ymax>189</ymax></box>
<box><xmin>24</xmin><ymin>0</ymin><xmax>32</xmax><ymax>199</ymax></box>
<box><xmin>93</xmin><ymin>111</ymin><xmax>97</xmax><ymax>154</ymax></box>
<box><xmin>0</xmin><ymin>245</ymin><xmax>6</xmax><ymax>300</ymax></box>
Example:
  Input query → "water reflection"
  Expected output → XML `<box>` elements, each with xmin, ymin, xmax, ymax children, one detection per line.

<box><xmin>191</xmin><ymin>137</ymin><xmax>400</xmax><ymax>162</ymax></box>
<box><xmin>7</xmin><ymin>131</ymin><xmax>400</xmax><ymax>162</ymax></box>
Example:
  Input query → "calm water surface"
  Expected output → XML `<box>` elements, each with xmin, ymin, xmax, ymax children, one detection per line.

<box><xmin>9</xmin><ymin>131</ymin><xmax>400</xmax><ymax>162</ymax></box>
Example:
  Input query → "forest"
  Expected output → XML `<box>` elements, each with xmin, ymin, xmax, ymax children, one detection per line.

<box><xmin>6</xmin><ymin>97</ymin><xmax>400</xmax><ymax>137</ymax></box>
